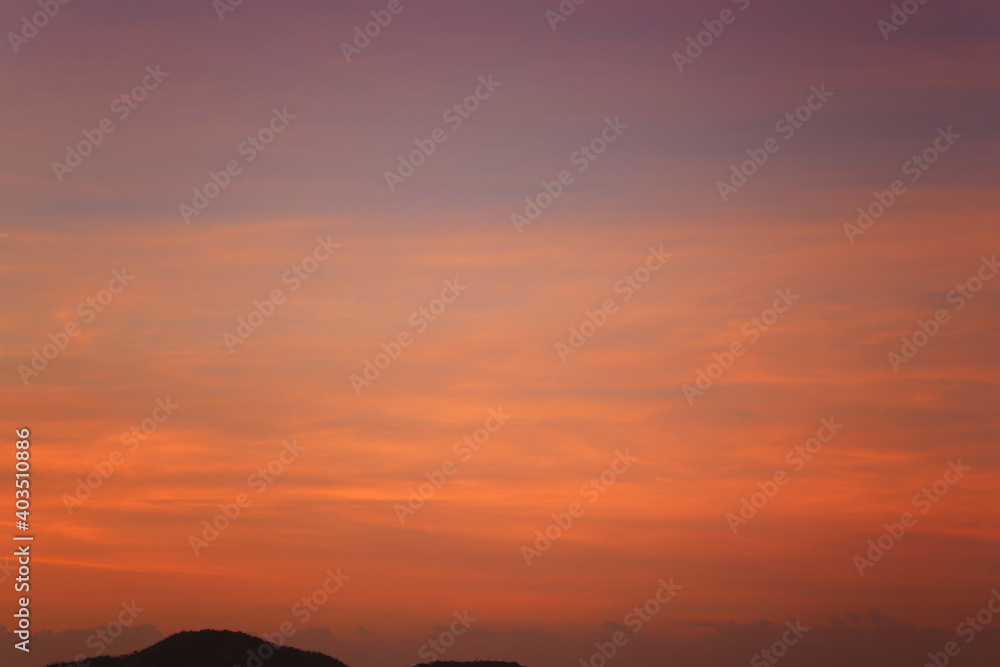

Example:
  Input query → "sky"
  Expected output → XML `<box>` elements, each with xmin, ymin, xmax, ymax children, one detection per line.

<box><xmin>1</xmin><ymin>0</ymin><xmax>999</xmax><ymax>666</ymax></box>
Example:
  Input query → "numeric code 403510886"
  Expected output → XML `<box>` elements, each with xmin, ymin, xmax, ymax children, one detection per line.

<box><xmin>15</xmin><ymin>429</ymin><xmax>31</xmax><ymax>531</ymax></box>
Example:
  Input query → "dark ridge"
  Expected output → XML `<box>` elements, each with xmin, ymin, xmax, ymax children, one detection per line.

<box><xmin>411</xmin><ymin>663</ymin><xmax>526</xmax><ymax>667</ymax></box>
<box><xmin>47</xmin><ymin>629</ymin><xmax>348</xmax><ymax>667</ymax></box>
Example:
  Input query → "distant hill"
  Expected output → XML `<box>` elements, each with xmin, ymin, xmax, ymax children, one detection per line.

<box><xmin>47</xmin><ymin>630</ymin><xmax>348</xmax><ymax>667</ymax></box>
<box><xmin>411</xmin><ymin>663</ymin><xmax>525</xmax><ymax>667</ymax></box>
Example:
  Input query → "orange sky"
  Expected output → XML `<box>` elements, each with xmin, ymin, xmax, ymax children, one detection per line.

<box><xmin>1</xmin><ymin>1</ymin><xmax>999</xmax><ymax>666</ymax></box>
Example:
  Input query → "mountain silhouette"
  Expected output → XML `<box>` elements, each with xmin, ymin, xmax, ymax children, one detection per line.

<box><xmin>411</xmin><ymin>663</ymin><xmax>525</xmax><ymax>667</ymax></box>
<box><xmin>46</xmin><ymin>630</ymin><xmax>348</xmax><ymax>667</ymax></box>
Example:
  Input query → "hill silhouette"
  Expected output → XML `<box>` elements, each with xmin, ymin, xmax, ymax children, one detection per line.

<box><xmin>411</xmin><ymin>662</ymin><xmax>525</xmax><ymax>667</ymax></box>
<box><xmin>46</xmin><ymin>630</ymin><xmax>348</xmax><ymax>667</ymax></box>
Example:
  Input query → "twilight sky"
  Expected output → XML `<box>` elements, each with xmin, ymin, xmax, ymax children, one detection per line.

<box><xmin>1</xmin><ymin>0</ymin><xmax>999</xmax><ymax>666</ymax></box>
